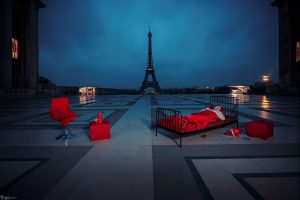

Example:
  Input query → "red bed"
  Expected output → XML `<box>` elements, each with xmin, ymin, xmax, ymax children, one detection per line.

<box><xmin>154</xmin><ymin>96</ymin><xmax>238</xmax><ymax>147</ymax></box>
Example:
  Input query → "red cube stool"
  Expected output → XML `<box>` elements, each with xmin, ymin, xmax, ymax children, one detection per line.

<box><xmin>245</xmin><ymin>120</ymin><xmax>274</xmax><ymax>139</ymax></box>
<box><xmin>89</xmin><ymin>120</ymin><xmax>111</xmax><ymax>141</ymax></box>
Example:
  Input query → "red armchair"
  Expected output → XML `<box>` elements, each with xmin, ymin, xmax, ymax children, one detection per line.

<box><xmin>50</xmin><ymin>97</ymin><xmax>77</xmax><ymax>140</ymax></box>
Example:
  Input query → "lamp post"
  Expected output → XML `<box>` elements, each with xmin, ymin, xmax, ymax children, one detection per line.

<box><xmin>262</xmin><ymin>75</ymin><xmax>270</xmax><ymax>94</ymax></box>
<box><xmin>262</xmin><ymin>75</ymin><xmax>269</xmax><ymax>83</ymax></box>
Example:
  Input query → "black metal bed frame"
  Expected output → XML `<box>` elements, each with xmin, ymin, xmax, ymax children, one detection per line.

<box><xmin>154</xmin><ymin>96</ymin><xmax>239</xmax><ymax>147</ymax></box>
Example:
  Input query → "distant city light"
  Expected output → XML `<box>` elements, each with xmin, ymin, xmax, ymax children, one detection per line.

<box><xmin>229</xmin><ymin>85</ymin><xmax>250</xmax><ymax>95</ymax></box>
<box><xmin>262</xmin><ymin>75</ymin><xmax>269</xmax><ymax>82</ymax></box>
<box><xmin>79</xmin><ymin>87</ymin><xmax>96</xmax><ymax>95</ymax></box>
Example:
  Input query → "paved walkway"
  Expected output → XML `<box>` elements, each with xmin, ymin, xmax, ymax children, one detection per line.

<box><xmin>45</xmin><ymin>96</ymin><xmax>154</xmax><ymax>200</ymax></box>
<box><xmin>0</xmin><ymin>94</ymin><xmax>299</xmax><ymax>200</ymax></box>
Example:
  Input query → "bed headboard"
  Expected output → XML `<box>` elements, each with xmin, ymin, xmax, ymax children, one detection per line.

<box><xmin>208</xmin><ymin>96</ymin><xmax>238</xmax><ymax>117</ymax></box>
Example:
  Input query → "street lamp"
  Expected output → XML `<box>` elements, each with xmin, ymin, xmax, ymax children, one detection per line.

<box><xmin>262</xmin><ymin>75</ymin><xmax>269</xmax><ymax>82</ymax></box>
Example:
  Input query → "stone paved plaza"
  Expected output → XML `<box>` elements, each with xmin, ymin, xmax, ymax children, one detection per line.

<box><xmin>0</xmin><ymin>94</ymin><xmax>299</xmax><ymax>200</ymax></box>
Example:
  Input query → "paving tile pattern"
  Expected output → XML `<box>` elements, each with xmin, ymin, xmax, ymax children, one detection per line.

<box><xmin>0</xmin><ymin>94</ymin><xmax>299</xmax><ymax>200</ymax></box>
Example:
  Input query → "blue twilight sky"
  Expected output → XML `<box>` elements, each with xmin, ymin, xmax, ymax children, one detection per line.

<box><xmin>39</xmin><ymin>0</ymin><xmax>278</xmax><ymax>89</ymax></box>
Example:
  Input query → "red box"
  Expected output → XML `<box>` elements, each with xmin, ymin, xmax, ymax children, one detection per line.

<box><xmin>90</xmin><ymin>120</ymin><xmax>111</xmax><ymax>141</ymax></box>
<box><xmin>245</xmin><ymin>120</ymin><xmax>274</xmax><ymax>139</ymax></box>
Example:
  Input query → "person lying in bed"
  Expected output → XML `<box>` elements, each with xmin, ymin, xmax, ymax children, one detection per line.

<box><xmin>156</xmin><ymin>106</ymin><xmax>226</xmax><ymax>133</ymax></box>
<box><xmin>183</xmin><ymin>106</ymin><xmax>226</xmax><ymax>131</ymax></box>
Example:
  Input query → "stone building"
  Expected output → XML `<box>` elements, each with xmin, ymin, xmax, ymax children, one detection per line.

<box><xmin>272</xmin><ymin>0</ymin><xmax>300</xmax><ymax>95</ymax></box>
<box><xmin>0</xmin><ymin>0</ymin><xmax>45</xmax><ymax>98</ymax></box>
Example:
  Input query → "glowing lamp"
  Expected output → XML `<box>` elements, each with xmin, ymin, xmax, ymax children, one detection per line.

<box><xmin>262</xmin><ymin>75</ymin><xmax>269</xmax><ymax>82</ymax></box>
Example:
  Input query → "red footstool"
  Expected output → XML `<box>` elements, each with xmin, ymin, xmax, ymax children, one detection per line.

<box><xmin>245</xmin><ymin>120</ymin><xmax>274</xmax><ymax>139</ymax></box>
<box><xmin>90</xmin><ymin>120</ymin><xmax>111</xmax><ymax>141</ymax></box>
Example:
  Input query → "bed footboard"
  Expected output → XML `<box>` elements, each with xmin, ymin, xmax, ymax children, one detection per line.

<box><xmin>155</xmin><ymin>108</ymin><xmax>197</xmax><ymax>147</ymax></box>
<box><xmin>155</xmin><ymin>107</ymin><xmax>183</xmax><ymax>136</ymax></box>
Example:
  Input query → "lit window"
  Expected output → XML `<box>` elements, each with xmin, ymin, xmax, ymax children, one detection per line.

<box><xmin>12</xmin><ymin>38</ymin><xmax>19</xmax><ymax>59</ymax></box>
<box><xmin>296</xmin><ymin>41</ymin><xmax>300</xmax><ymax>62</ymax></box>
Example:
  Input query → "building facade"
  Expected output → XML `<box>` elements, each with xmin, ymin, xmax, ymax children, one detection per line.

<box><xmin>0</xmin><ymin>0</ymin><xmax>45</xmax><ymax>97</ymax></box>
<box><xmin>272</xmin><ymin>0</ymin><xmax>300</xmax><ymax>95</ymax></box>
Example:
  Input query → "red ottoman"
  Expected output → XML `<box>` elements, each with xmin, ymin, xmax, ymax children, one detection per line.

<box><xmin>245</xmin><ymin>120</ymin><xmax>274</xmax><ymax>139</ymax></box>
<box><xmin>90</xmin><ymin>120</ymin><xmax>111</xmax><ymax>141</ymax></box>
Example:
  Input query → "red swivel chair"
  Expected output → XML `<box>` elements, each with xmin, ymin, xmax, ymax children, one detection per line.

<box><xmin>50</xmin><ymin>97</ymin><xmax>77</xmax><ymax>140</ymax></box>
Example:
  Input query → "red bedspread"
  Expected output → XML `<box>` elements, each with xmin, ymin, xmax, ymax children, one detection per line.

<box><xmin>156</xmin><ymin>110</ymin><xmax>225</xmax><ymax>133</ymax></box>
<box><xmin>186</xmin><ymin>110</ymin><xmax>219</xmax><ymax>128</ymax></box>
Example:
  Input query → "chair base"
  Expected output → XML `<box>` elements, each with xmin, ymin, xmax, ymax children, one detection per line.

<box><xmin>55</xmin><ymin>127</ymin><xmax>76</xmax><ymax>140</ymax></box>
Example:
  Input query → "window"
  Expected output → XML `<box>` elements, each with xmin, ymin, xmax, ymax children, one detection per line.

<box><xmin>12</xmin><ymin>38</ymin><xmax>19</xmax><ymax>59</ymax></box>
<box><xmin>296</xmin><ymin>41</ymin><xmax>300</xmax><ymax>62</ymax></box>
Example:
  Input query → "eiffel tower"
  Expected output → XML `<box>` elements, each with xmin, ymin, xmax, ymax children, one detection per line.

<box><xmin>140</xmin><ymin>29</ymin><xmax>160</xmax><ymax>94</ymax></box>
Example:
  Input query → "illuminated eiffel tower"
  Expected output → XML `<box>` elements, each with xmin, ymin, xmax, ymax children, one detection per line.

<box><xmin>140</xmin><ymin>29</ymin><xmax>160</xmax><ymax>94</ymax></box>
